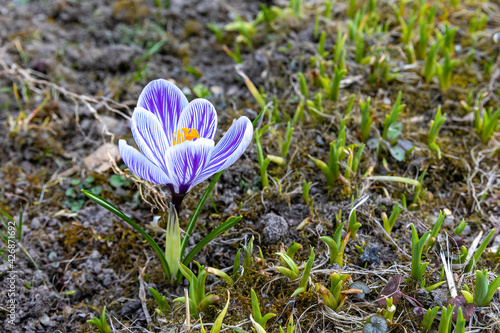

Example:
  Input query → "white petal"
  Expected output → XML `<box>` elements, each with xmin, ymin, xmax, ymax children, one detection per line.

<box><xmin>176</xmin><ymin>99</ymin><xmax>218</xmax><ymax>140</ymax></box>
<box><xmin>119</xmin><ymin>140</ymin><xmax>169</xmax><ymax>184</ymax></box>
<box><xmin>137</xmin><ymin>79</ymin><xmax>188</xmax><ymax>147</ymax></box>
<box><xmin>131</xmin><ymin>107</ymin><xmax>170</xmax><ymax>173</ymax></box>
<box><xmin>193</xmin><ymin>117</ymin><xmax>253</xmax><ymax>186</ymax></box>
<box><xmin>164</xmin><ymin>138</ymin><xmax>214</xmax><ymax>194</ymax></box>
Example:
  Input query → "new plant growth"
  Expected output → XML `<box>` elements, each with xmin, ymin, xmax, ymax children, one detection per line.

<box><xmin>410</xmin><ymin>224</ymin><xmax>430</xmax><ymax>280</ymax></box>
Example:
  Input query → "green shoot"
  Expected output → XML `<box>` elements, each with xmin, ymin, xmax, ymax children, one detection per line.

<box><xmin>334</xmin><ymin>29</ymin><xmax>347</xmax><ymax>67</ymax></box>
<box><xmin>297</xmin><ymin>72</ymin><xmax>308</xmax><ymax>101</ymax></box>
<box><xmin>207</xmin><ymin>22</ymin><xmax>224</xmax><ymax>43</ymax></box>
<box><xmin>410</xmin><ymin>224</ymin><xmax>430</xmax><ymax>280</ymax></box>
<box><xmin>243</xmin><ymin>235</ymin><xmax>254</xmax><ymax>270</ymax></box>
<box><xmin>474</xmin><ymin>106</ymin><xmax>500</xmax><ymax>144</ymax></box>
<box><xmin>275</xmin><ymin>242</ymin><xmax>302</xmax><ymax>280</ymax></box>
<box><xmin>291</xmin><ymin>247</ymin><xmax>315</xmax><ymax>297</ymax></box>
<box><xmin>423</xmin><ymin>38</ymin><xmax>442</xmax><ymax>83</ymax></box>
<box><xmin>442</xmin><ymin>24</ymin><xmax>457</xmax><ymax>56</ymax></box>
<box><xmin>279</xmin><ymin>314</ymin><xmax>295</xmax><ymax>333</ymax></box>
<box><xmin>427</xmin><ymin>106</ymin><xmax>447</xmax><ymax>159</ymax></box>
<box><xmin>360</xmin><ymin>97</ymin><xmax>372</xmax><ymax>142</ymax></box>
<box><xmin>465</xmin><ymin>229</ymin><xmax>495</xmax><ymax>273</ymax></box>
<box><xmin>382</xmin><ymin>203</ymin><xmax>402</xmax><ymax>237</ymax></box>
<box><xmin>318</xmin><ymin>31</ymin><xmax>328</xmax><ymax>58</ymax></box>
<box><xmin>437</xmin><ymin>304</ymin><xmax>455</xmax><ymax>333</ymax></box>
<box><xmin>251</xmin><ymin>288</ymin><xmax>276</xmax><ymax>328</ymax></box>
<box><xmin>474</xmin><ymin>269</ymin><xmax>500</xmax><ymax>307</ymax></box>
<box><xmin>267</xmin><ymin>121</ymin><xmax>294</xmax><ymax>167</ymax></box>
<box><xmin>436</xmin><ymin>50</ymin><xmax>457</xmax><ymax>92</ymax></box>
<box><xmin>330</xmin><ymin>66</ymin><xmax>347</xmax><ymax>101</ymax></box>
<box><xmin>420</xmin><ymin>306</ymin><xmax>438</xmax><ymax>332</ymax></box>
<box><xmin>302</xmin><ymin>180</ymin><xmax>313</xmax><ymax>207</ymax></box>
<box><xmin>315</xmin><ymin>272</ymin><xmax>350</xmax><ymax>311</ymax></box>
<box><xmin>200</xmin><ymin>291</ymin><xmax>230</xmax><ymax>333</ymax></box>
<box><xmin>382</xmin><ymin>91</ymin><xmax>405</xmax><ymax>142</ymax></box>
<box><xmin>320</xmin><ymin>222</ymin><xmax>350</xmax><ymax>267</ymax></box>
<box><xmin>148</xmin><ymin>287</ymin><xmax>171</xmax><ymax>316</ymax></box>
<box><xmin>174</xmin><ymin>262</ymin><xmax>218</xmax><ymax>316</ymax></box>
<box><xmin>382</xmin><ymin>297</ymin><xmax>396</xmax><ymax>322</ymax></box>
<box><xmin>423</xmin><ymin>211</ymin><xmax>445</xmax><ymax>252</ymax></box>
<box><xmin>455</xmin><ymin>308</ymin><xmax>466</xmax><ymax>333</ymax></box>
<box><xmin>87</xmin><ymin>307</ymin><xmax>112</xmax><ymax>333</ymax></box>
<box><xmin>255</xmin><ymin>126</ymin><xmax>271</xmax><ymax>188</ymax></box>
<box><xmin>348</xmin><ymin>210</ymin><xmax>362</xmax><ymax>239</ymax></box>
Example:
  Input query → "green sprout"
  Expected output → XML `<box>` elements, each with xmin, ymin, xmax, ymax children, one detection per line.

<box><xmin>318</xmin><ymin>31</ymin><xmax>329</xmax><ymax>58</ymax></box>
<box><xmin>420</xmin><ymin>306</ymin><xmax>438</xmax><ymax>332</ymax></box>
<box><xmin>464</xmin><ymin>229</ymin><xmax>495</xmax><ymax>273</ymax></box>
<box><xmin>243</xmin><ymin>235</ymin><xmax>255</xmax><ymax>270</ymax></box>
<box><xmin>224</xmin><ymin>14</ymin><xmax>256</xmax><ymax>47</ymax></box>
<box><xmin>87</xmin><ymin>307</ymin><xmax>112</xmax><ymax>333</ymax></box>
<box><xmin>474</xmin><ymin>106</ymin><xmax>500</xmax><ymax>144</ymax></box>
<box><xmin>279</xmin><ymin>314</ymin><xmax>296</xmax><ymax>333</ymax></box>
<box><xmin>251</xmin><ymin>288</ymin><xmax>276</xmax><ymax>328</ymax></box>
<box><xmin>297</xmin><ymin>72</ymin><xmax>308</xmax><ymax>101</ymax></box>
<box><xmin>174</xmin><ymin>262</ymin><xmax>219</xmax><ymax>316</ymax></box>
<box><xmin>427</xmin><ymin>106</ymin><xmax>447</xmax><ymax>159</ymax></box>
<box><xmin>291</xmin><ymin>247</ymin><xmax>315</xmax><ymax>297</ymax></box>
<box><xmin>423</xmin><ymin>211</ymin><xmax>445</xmax><ymax>252</ymax></box>
<box><xmin>334</xmin><ymin>28</ymin><xmax>348</xmax><ymax>67</ymax></box>
<box><xmin>207</xmin><ymin>22</ymin><xmax>223</xmax><ymax>43</ymax></box>
<box><xmin>320</xmin><ymin>222</ymin><xmax>350</xmax><ymax>267</ymax></box>
<box><xmin>454</xmin><ymin>219</ymin><xmax>467</xmax><ymax>235</ymax></box>
<box><xmin>382</xmin><ymin>297</ymin><xmax>396</xmax><ymax>323</ymax></box>
<box><xmin>381</xmin><ymin>203</ymin><xmax>402</xmax><ymax>237</ymax></box>
<box><xmin>442</xmin><ymin>24</ymin><xmax>457</xmax><ymax>56</ymax></box>
<box><xmin>267</xmin><ymin>121</ymin><xmax>294</xmax><ymax>167</ymax></box>
<box><xmin>289</xmin><ymin>0</ymin><xmax>303</xmax><ymax>19</ymax></box>
<box><xmin>360</xmin><ymin>97</ymin><xmax>373</xmax><ymax>142</ymax></box>
<box><xmin>423</xmin><ymin>38</ymin><xmax>442</xmax><ymax>83</ymax></box>
<box><xmin>455</xmin><ymin>308</ymin><xmax>466</xmax><ymax>333</ymax></box>
<box><xmin>348</xmin><ymin>210</ymin><xmax>362</xmax><ymax>239</ymax></box>
<box><xmin>148</xmin><ymin>287</ymin><xmax>171</xmax><ymax>316</ymax></box>
<box><xmin>410</xmin><ymin>224</ymin><xmax>430</xmax><ymax>280</ymax></box>
<box><xmin>474</xmin><ymin>269</ymin><xmax>500</xmax><ymax>307</ymax></box>
<box><xmin>302</xmin><ymin>180</ymin><xmax>314</xmax><ymax>207</ymax></box>
<box><xmin>420</xmin><ymin>279</ymin><xmax>445</xmax><ymax>292</ymax></box>
<box><xmin>437</xmin><ymin>304</ymin><xmax>455</xmax><ymax>333</ymax></box>
<box><xmin>330</xmin><ymin>66</ymin><xmax>347</xmax><ymax>101</ymax></box>
<box><xmin>315</xmin><ymin>272</ymin><xmax>350</xmax><ymax>311</ymax></box>
<box><xmin>382</xmin><ymin>91</ymin><xmax>405</xmax><ymax>142</ymax></box>
<box><xmin>275</xmin><ymin>242</ymin><xmax>302</xmax><ymax>280</ymax></box>
<box><xmin>200</xmin><ymin>291</ymin><xmax>230</xmax><ymax>333</ymax></box>
<box><xmin>255</xmin><ymin>125</ymin><xmax>271</xmax><ymax>188</ymax></box>
<box><xmin>223</xmin><ymin>44</ymin><xmax>242</xmax><ymax>64</ymax></box>
<box><xmin>436</xmin><ymin>51</ymin><xmax>457</xmax><ymax>92</ymax></box>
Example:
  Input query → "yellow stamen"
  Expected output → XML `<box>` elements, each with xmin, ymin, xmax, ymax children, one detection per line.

<box><xmin>172</xmin><ymin>128</ymin><xmax>199</xmax><ymax>145</ymax></box>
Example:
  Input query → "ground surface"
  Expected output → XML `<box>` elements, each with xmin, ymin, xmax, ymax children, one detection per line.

<box><xmin>0</xmin><ymin>0</ymin><xmax>499</xmax><ymax>332</ymax></box>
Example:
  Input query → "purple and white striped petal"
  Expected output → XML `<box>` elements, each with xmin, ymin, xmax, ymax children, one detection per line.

<box><xmin>165</xmin><ymin>138</ymin><xmax>214</xmax><ymax>194</ymax></box>
<box><xmin>176</xmin><ymin>99</ymin><xmax>218</xmax><ymax>140</ymax></box>
<box><xmin>193</xmin><ymin>116</ymin><xmax>253</xmax><ymax>186</ymax></box>
<box><xmin>137</xmin><ymin>79</ymin><xmax>188</xmax><ymax>147</ymax></box>
<box><xmin>119</xmin><ymin>140</ymin><xmax>169</xmax><ymax>185</ymax></box>
<box><xmin>131</xmin><ymin>107</ymin><xmax>170</xmax><ymax>173</ymax></box>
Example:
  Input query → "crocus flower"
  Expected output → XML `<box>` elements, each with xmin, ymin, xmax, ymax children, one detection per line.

<box><xmin>118</xmin><ymin>79</ymin><xmax>253</xmax><ymax>209</ymax></box>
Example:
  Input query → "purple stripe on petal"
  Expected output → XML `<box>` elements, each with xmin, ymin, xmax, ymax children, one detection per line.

<box><xmin>164</xmin><ymin>138</ymin><xmax>214</xmax><ymax>194</ymax></box>
<box><xmin>131</xmin><ymin>108</ymin><xmax>170</xmax><ymax>173</ymax></box>
<box><xmin>193</xmin><ymin>117</ymin><xmax>253</xmax><ymax>186</ymax></box>
<box><xmin>119</xmin><ymin>140</ymin><xmax>169</xmax><ymax>184</ymax></box>
<box><xmin>176</xmin><ymin>99</ymin><xmax>218</xmax><ymax>140</ymax></box>
<box><xmin>137</xmin><ymin>79</ymin><xmax>188</xmax><ymax>147</ymax></box>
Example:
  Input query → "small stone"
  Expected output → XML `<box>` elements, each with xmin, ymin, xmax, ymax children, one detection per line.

<box><xmin>31</xmin><ymin>217</ymin><xmax>41</xmax><ymax>230</ymax></box>
<box><xmin>260</xmin><ymin>213</ymin><xmax>288</xmax><ymax>244</ymax></box>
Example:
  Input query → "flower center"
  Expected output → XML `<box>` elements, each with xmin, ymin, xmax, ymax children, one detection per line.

<box><xmin>172</xmin><ymin>128</ymin><xmax>199</xmax><ymax>145</ymax></box>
